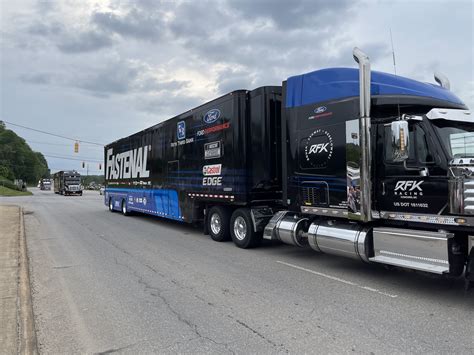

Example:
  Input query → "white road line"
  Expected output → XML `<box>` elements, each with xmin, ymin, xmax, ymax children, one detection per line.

<box><xmin>276</xmin><ymin>260</ymin><xmax>398</xmax><ymax>299</ymax></box>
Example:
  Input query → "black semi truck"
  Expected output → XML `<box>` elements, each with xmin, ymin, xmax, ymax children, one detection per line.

<box><xmin>53</xmin><ymin>170</ymin><xmax>83</xmax><ymax>196</ymax></box>
<box><xmin>105</xmin><ymin>48</ymin><xmax>474</xmax><ymax>287</ymax></box>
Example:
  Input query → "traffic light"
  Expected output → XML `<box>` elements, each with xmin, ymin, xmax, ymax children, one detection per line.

<box><xmin>99</xmin><ymin>163</ymin><xmax>102</xmax><ymax>170</ymax></box>
<box><xmin>82</xmin><ymin>161</ymin><xmax>85</xmax><ymax>169</ymax></box>
<box><xmin>74</xmin><ymin>141</ymin><xmax>79</xmax><ymax>153</ymax></box>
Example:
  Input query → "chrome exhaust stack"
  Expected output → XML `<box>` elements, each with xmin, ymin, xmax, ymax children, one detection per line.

<box><xmin>352</xmin><ymin>47</ymin><xmax>373</xmax><ymax>222</ymax></box>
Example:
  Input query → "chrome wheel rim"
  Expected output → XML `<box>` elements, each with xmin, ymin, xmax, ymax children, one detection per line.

<box><xmin>109</xmin><ymin>200</ymin><xmax>113</xmax><ymax>211</ymax></box>
<box><xmin>122</xmin><ymin>202</ymin><xmax>126</xmax><ymax>214</ymax></box>
<box><xmin>210</xmin><ymin>213</ymin><xmax>221</xmax><ymax>235</ymax></box>
<box><xmin>234</xmin><ymin>216</ymin><xmax>247</xmax><ymax>241</ymax></box>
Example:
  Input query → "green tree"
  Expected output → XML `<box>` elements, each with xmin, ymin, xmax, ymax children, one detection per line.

<box><xmin>0</xmin><ymin>122</ymin><xmax>49</xmax><ymax>183</ymax></box>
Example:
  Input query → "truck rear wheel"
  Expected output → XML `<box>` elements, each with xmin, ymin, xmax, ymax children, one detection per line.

<box><xmin>230</xmin><ymin>208</ymin><xmax>261</xmax><ymax>249</ymax></box>
<box><xmin>208</xmin><ymin>206</ymin><xmax>231</xmax><ymax>242</ymax></box>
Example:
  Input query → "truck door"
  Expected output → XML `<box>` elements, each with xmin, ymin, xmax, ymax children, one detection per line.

<box><xmin>375</xmin><ymin>121</ymin><xmax>448</xmax><ymax>215</ymax></box>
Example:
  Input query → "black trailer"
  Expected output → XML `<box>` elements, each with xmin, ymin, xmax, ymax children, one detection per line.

<box><xmin>105</xmin><ymin>87</ymin><xmax>282</xmax><ymax>246</ymax></box>
<box><xmin>53</xmin><ymin>170</ymin><xmax>82</xmax><ymax>196</ymax></box>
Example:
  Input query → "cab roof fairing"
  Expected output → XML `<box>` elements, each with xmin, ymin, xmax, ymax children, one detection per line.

<box><xmin>285</xmin><ymin>68</ymin><xmax>465</xmax><ymax>109</ymax></box>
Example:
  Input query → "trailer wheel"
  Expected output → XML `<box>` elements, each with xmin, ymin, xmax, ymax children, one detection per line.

<box><xmin>208</xmin><ymin>206</ymin><xmax>231</xmax><ymax>242</ymax></box>
<box><xmin>121</xmin><ymin>199</ymin><xmax>129</xmax><ymax>216</ymax></box>
<box><xmin>109</xmin><ymin>197</ymin><xmax>114</xmax><ymax>212</ymax></box>
<box><xmin>230</xmin><ymin>208</ymin><xmax>261</xmax><ymax>249</ymax></box>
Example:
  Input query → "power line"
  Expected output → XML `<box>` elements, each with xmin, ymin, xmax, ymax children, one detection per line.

<box><xmin>42</xmin><ymin>154</ymin><xmax>102</xmax><ymax>163</ymax></box>
<box><xmin>50</xmin><ymin>168</ymin><xmax>104</xmax><ymax>175</ymax></box>
<box><xmin>27</xmin><ymin>140</ymin><xmax>102</xmax><ymax>148</ymax></box>
<box><xmin>43</xmin><ymin>151</ymin><xmax>102</xmax><ymax>161</ymax></box>
<box><xmin>3</xmin><ymin>120</ymin><xmax>104</xmax><ymax>146</ymax></box>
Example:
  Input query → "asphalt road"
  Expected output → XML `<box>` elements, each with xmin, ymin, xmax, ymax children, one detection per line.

<box><xmin>1</xmin><ymin>188</ymin><xmax>473</xmax><ymax>354</ymax></box>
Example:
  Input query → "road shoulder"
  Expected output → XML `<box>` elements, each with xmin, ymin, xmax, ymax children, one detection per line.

<box><xmin>0</xmin><ymin>205</ymin><xmax>37</xmax><ymax>354</ymax></box>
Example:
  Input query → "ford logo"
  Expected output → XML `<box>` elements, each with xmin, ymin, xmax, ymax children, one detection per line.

<box><xmin>203</xmin><ymin>109</ymin><xmax>220</xmax><ymax>124</ymax></box>
<box><xmin>314</xmin><ymin>106</ymin><xmax>327</xmax><ymax>114</ymax></box>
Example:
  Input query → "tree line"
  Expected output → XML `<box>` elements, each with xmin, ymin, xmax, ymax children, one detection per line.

<box><xmin>0</xmin><ymin>121</ymin><xmax>49</xmax><ymax>184</ymax></box>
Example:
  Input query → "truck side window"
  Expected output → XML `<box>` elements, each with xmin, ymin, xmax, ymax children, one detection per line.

<box><xmin>384</xmin><ymin>124</ymin><xmax>433</xmax><ymax>165</ymax></box>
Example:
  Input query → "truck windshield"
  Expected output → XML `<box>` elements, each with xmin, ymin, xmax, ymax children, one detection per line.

<box><xmin>65</xmin><ymin>177</ymin><xmax>80</xmax><ymax>183</ymax></box>
<box><xmin>432</xmin><ymin>120</ymin><xmax>474</xmax><ymax>159</ymax></box>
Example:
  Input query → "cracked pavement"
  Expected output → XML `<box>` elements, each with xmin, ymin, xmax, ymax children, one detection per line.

<box><xmin>1</xmin><ymin>189</ymin><xmax>473</xmax><ymax>354</ymax></box>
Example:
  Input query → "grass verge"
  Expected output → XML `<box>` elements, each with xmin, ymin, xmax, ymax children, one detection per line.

<box><xmin>0</xmin><ymin>186</ymin><xmax>33</xmax><ymax>196</ymax></box>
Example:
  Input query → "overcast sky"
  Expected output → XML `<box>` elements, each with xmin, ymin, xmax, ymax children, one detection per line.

<box><xmin>1</xmin><ymin>0</ymin><xmax>473</xmax><ymax>175</ymax></box>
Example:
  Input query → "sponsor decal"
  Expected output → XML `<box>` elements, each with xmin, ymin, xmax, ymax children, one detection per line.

<box><xmin>203</xmin><ymin>109</ymin><xmax>220</xmax><ymax>124</ymax></box>
<box><xmin>106</xmin><ymin>146</ymin><xmax>150</xmax><ymax>180</ymax></box>
<box><xmin>203</xmin><ymin>163</ymin><xmax>222</xmax><ymax>186</ymax></box>
<box><xmin>203</xmin><ymin>164</ymin><xmax>222</xmax><ymax>176</ymax></box>
<box><xmin>196</xmin><ymin>122</ymin><xmax>230</xmax><ymax>137</ymax></box>
<box><xmin>170</xmin><ymin>137</ymin><xmax>194</xmax><ymax>147</ymax></box>
<box><xmin>304</xmin><ymin>129</ymin><xmax>334</xmax><ymax>168</ymax></box>
<box><xmin>394</xmin><ymin>180</ymin><xmax>424</xmax><ymax>199</ymax></box>
<box><xmin>177</xmin><ymin>121</ymin><xmax>186</xmax><ymax>140</ymax></box>
<box><xmin>143</xmin><ymin>197</ymin><xmax>147</xmax><ymax>205</ymax></box>
<box><xmin>308</xmin><ymin>106</ymin><xmax>333</xmax><ymax>120</ymax></box>
<box><xmin>203</xmin><ymin>177</ymin><xmax>222</xmax><ymax>186</ymax></box>
<box><xmin>204</xmin><ymin>141</ymin><xmax>222</xmax><ymax>159</ymax></box>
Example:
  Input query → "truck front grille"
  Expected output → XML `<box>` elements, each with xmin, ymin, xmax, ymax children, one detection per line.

<box><xmin>464</xmin><ymin>179</ymin><xmax>474</xmax><ymax>214</ymax></box>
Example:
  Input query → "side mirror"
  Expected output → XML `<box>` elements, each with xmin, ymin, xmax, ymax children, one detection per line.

<box><xmin>391</xmin><ymin>120</ymin><xmax>410</xmax><ymax>162</ymax></box>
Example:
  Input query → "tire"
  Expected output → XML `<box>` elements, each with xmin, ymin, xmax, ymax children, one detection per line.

<box><xmin>109</xmin><ymin>197</ymin><xmax>114</xmax><ymax>212</ymax></box>
<box><xmin>230</xmin><ymin>208</ymin><xmax>261</xmax><ymax>249</ymax></box>
<box><xmin>207</xmin><ymin>206</ymin><xmax>231</xmax><ymax>242</ymax></box>
<box><xmin>121</xmin><ymin>199</ymin><xmax>129</xmax><ymax>216</ymax></box>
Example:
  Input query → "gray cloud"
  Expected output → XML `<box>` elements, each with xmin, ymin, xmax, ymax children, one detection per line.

<box><xmin>226</xmin><ymin>0</ymin><xmax>354</xmax><ymax>29</ymax></box>
<box><xmin>35</xmin><ymin>0</ymin><xmax>56</xmax><ymax>15</ymax></box>
<box><xmin>137</xmin><ymin>93</ymin><xmax>202</xmax><ymax>116</ymax></box>
<box><xmin>56</xmin><ymin>30</ymin><xmax>114</xmax><ymax>53</ymax></box>
<box><xmin>17</xmin><ymin>58</ymin><xmax>191</xmax><ymax>99</ymax></box>
<box><xmin>75</xmin><ymin>63</ymin><xmax>138</xmax><ymax>96</ymax></box>
<box><xmin>19</xmin><ymin>73</ymin><xmax>54</xmax><ymax>85</ymax></box>
<box><xmin>92</xmin><ymin>7</ymin><xmax>166</xmax><ymax>42</ymax></box>
<box><xmin>215</xmin><ymin>67</ymin><xmax>255</xmax><ymax>94</ymax></box>
<box><xmin>27</xmin><ymin>21</ymin><xmax>114</xmax><ymax>53</ymax></box>
<box><xmin>139</xmin><ymin>78</ymin><xmax>191</xmax><ymax>93</ymax></box>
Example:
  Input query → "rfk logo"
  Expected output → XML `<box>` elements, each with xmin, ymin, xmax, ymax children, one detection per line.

<box><xmin>394</xmin><ymin>180</ymin><xmax>424</xmax><ymax>191</ymax></box>
<box><xmin>308</xmin><ymin>143</ymin><xmax>329</xmax><ymax>154</ymax></box>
